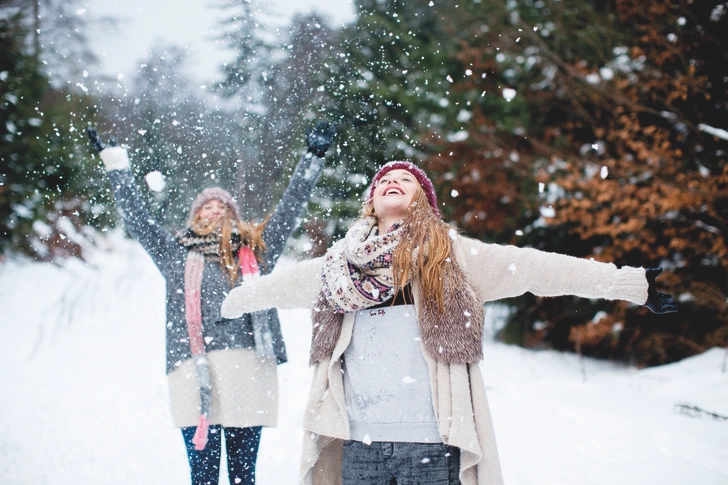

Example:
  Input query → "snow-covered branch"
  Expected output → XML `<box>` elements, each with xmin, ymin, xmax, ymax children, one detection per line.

<box><xmin>698</xmin><ymin>124</ymin><xmax>728</xmax><ymax>141</ymax></box>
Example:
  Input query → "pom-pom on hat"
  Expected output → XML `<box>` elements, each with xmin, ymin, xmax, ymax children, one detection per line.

<box><xmin>188</xmin><ymin>187</ymin><xmax>241</xmax><ymax>225</ymax></box>
<box><xmin>369</xmin><ymin>161</ymin><xmax>440</xmax><ymax>218</ymax></box>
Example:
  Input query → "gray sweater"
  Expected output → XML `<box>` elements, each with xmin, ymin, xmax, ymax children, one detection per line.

<box><xmin>343</xmin><ymin>304</ymin><xmax>442</xmax><ymax>443</ymax></box>
<box><xmin>108</xmin><ymin>153</ymin><xmax>325</xmax><ymax>374</ymax></box>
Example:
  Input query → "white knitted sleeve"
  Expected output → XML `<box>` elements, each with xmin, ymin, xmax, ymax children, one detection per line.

<box><xmin>456</xmin><ymin>237</ymin><xmax>648</xmax><ymax>305</ymax></box>
<box><xmin>221</xmin><ymin>256</ymin><xmax>324</xmax><ymax>318</ymax></box>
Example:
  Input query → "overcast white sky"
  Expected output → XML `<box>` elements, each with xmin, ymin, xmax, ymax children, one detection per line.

<box><xmin>84</xmin><ymin>0</ymin><xmax>356</xmax><ymax>83</ymax></box>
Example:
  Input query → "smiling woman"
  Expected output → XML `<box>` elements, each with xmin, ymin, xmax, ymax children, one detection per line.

<box><xmin>221</xmin><ymin>160</ymin><xmax>676</xmax><ymax>485</ymax></box>
<box><xmin>86</xmin><ymin>122</ymin><xmax>336</xmax><ymax>485</ymax></box>
<box><xmin>371</xmin><ymin>167</ymin><xmax>423</xmax><ymax>232</ymax></box>
<box><xmin>369</xmin><ymin>162</ymin><xmax>441</xmax><ymax>232</ymax></box>
<box><xmin>371</xmin><ymin>169</ymin><xmax>419</xmax><ymax>227</ymax></box>
<box><xmin>197</xmin><ymin>199</ymin><xmax>228</xmax><ymax>224</ymax></box>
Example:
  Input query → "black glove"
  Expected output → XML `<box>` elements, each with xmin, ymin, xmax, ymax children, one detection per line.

<box><xmin>305</xmin><ymin>121</ymin><xmax>336</xmax><ymax>158</ymax></box>
<box><xmin>86</xmin><ymin>127</ymin><xmax>117</xmax><ymax>153</ymax></box>
<box><xmin>644</xmin><ymin>267</ymin><xmax>678</xmax><ymax>314</ymax></box>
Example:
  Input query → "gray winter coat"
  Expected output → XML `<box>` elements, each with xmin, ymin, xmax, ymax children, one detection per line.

<box><xmin>107</xmin><ymin>153</ymin><xmax>325</xmax><ymax>374</ymax></box>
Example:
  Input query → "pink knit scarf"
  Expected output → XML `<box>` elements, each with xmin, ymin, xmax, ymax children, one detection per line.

<box><xmin>183</xmin><ymin>246</ymin><xmax>260</xmax><ymax>450</ymax></box>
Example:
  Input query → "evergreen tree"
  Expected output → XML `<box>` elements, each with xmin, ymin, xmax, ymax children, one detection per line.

<box><xmin>212</xmin><ymin>0</ymin><xmax>274</xmax><ymax>218</ymax></box>
<box><xmin>212</xmin><ymin>4</ymin><xmax>338</xmax><ymax>226</ymax></box>
<box><xmin>255</xmin><ymin>13</ymin><xmax>339</xmax><ymax>248</ymax></box>
<box><xmin>258</xmin><ymin>13</ymin><xmax>336</xmax><ymax>177</ymax></box>
<box><xmin>214</xmin><ymin>0</ymin><xmax>269</xmax><ymax>99</ymax></box>
<box><xmin>1</xmin><ymin>6</ymin><xmax>99</xmax><ymax>258</ymax></box>
<box><xmin>314</xmin><ymin>0</ymin><xmax>467</xmax><ymax>237</ymax></box>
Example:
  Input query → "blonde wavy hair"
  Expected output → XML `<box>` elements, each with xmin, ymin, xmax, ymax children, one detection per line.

<box><xmin>362</xmin><ymin>188</ymin><xmax>454</xmax><ymax>311</ymax></box>
<box><xmin>190</xmin><ymin>208</ymin><xmax>267</xmax><ymax>287</ymax></box>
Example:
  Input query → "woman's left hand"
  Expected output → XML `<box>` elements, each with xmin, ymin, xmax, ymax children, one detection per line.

<box><xmin>306</xmin><ymin>121</ymin><xmax>336</xmax><ymax>157</ymax></box>
<box><xmin>644</xmin><ymin>267</ymin><xmax>678</xmax><ymax>314</ymax></box>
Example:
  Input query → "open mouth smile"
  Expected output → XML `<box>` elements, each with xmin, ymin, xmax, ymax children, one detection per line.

<box><xmin>383</xmin><ymin>187</ymin><xmax>405</xmax><ymax>196</ymax></box>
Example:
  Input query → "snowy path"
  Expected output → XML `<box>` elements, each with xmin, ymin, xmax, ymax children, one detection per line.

<box><xmin>1</xmin><ymin>234</ymin><xmax>727</xmax><ymax>484</ymax></box>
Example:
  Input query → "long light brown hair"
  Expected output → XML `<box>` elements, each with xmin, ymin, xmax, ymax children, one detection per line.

<box><xmin>190</xmin><ymin>209</ymin><xmax>267</xmax><ymax>287</ymax></box>
<box><xmin>362</xmin><ymin>188</ymin><xmax>454</xmax><ymax>311</ymax></box>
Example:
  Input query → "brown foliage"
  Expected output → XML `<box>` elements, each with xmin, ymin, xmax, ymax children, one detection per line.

<box><xmin>421</xmin><ymin>0</ymin><xmax>728</xmax><ymax>365</ymax></box>
<box><xmin>427</xmin><ymin>125</ymin><xmax>533</xmax><ymax>239</ymax></box>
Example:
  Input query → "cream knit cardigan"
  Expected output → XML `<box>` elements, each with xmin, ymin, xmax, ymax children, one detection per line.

<box><xmin>222</xmin><ymin>235</ymin><xmax>649</xmax><ymax>485</ymax></box>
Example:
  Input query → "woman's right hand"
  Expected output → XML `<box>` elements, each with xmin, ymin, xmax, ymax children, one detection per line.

<box><xmin>306</xmin><ymin>121</ymin><xmax>336</xmax><ymax>158</ymax></box>
<box><xmin>86</xmin><ymin>127</ymin><xmax>130</xmax><ymax>171</ymax></box>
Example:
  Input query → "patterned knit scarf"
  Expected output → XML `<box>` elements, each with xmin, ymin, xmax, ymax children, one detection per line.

<box><xmin>176</xmin><ymin>227</ymin><xmax>242</xmax><ymax>262</ymax></box>
<box><xmin>321</xmin><ymin>217</ymin><xmax>402</xmax><ymax>312</ymax></box>
<box><xmin>176</xmin><ymin>228</ymin><xmax>273</xmax><ymax>450</ymax></box>
<box><xmin>310</xmin><ymin>217</ymin><xmax>485</xmax><ymax>365</ymax></box>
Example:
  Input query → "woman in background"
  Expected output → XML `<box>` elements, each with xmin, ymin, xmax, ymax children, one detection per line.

<box><xmin>88</xmin><ymin>122</ymin><xmax>335</xmax><ymax>485</ymax></box>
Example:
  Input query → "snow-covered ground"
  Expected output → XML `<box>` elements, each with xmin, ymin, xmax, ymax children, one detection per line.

<box><xmin>1</xmin><ymin>233</ymin><xmax>727</xmax><ymax>484</ymax></box>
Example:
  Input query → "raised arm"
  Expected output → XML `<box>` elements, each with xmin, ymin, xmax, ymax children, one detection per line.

<box><xmin>261</xmin><ymin>121</ymin><xmax>336</xmax><ymax>272</ymax></box>
<box><xmin>87</xmin><ymin>128</ymin><xmax>180</xmax><ymax>269</ymax></box>
<box><xmin>456</xmin><ymin>236</ymin><xmax>675</xmax><ymax>312</ymax></box>
<box><xmin>221</xmin><ymin>256</ymin><xmax>324</xmax><ymax>318</ymax></box>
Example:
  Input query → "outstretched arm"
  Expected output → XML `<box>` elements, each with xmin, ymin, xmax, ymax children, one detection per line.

<box><xmin>221</xmin><ymin>257</ymin><xmax>324</xmax><ymax>318</ymax></box>
<box><xmin>457</xmin><ymin>237</ymin><xmax>676</xmax><ymax>313</ymax></box>
<box><xmin>261</xmin><ymin>121</ymin><xmax>336</xmax><ymax>273</ymax></box>
<box><xmin>87</xmin><ymin>128</ymin><xmax>180</xmax><ymax>268</ymax></box>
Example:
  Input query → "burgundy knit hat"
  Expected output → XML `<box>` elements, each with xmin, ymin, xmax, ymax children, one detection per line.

<box><xmin>187</xmin><ymin>187</ymin><xmax>241</xmax><ymax>225</ymax></box>
<box><xmin>368</xmin><ymin>161</ymin><xmax>441</xmax><ymax>218</ymax></box>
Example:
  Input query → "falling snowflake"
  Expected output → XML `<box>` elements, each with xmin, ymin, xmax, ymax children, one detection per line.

<box><xmin>145</xmin><ymin>171</ymin><xmax>166</xmax><ymax>192</ymax></box>
<box><xmin>502</xmin><ymin>88</ymin><xmax>517</xmax><ymax>101</ymax></box>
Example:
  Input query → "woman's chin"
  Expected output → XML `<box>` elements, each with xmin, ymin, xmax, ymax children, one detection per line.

<box><xmin>374</xmin><ymin>199</ymin><xmax>411</xmax><ymax>218</ymax></box>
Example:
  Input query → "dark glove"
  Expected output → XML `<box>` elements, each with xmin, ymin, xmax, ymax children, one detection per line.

<box><xmin>306</xmin><ymin>121</ymin><xmax>336</xmax><ymax>158</ymax></box>
<box><xmin>644</xmin><ymin>267</ymin><xmax>678</xmax><ymax>314</ymax></box>
<box><xmin>86</xmin><ymin>127</ymin><xmax>118</xmax><ymax>153</ymax></box>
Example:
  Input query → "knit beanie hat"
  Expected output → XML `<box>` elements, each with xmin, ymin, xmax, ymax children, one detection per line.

<box><xmin>188</xmin><ymin>187</ymin><xmax>241</xmax><ymax>225</ymax></box>
<box><xmin>368</xmin><ymin>161</ymin><xmax>441</xmax><ymax>218</ymax></box>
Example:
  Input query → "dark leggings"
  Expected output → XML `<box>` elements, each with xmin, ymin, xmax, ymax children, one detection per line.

<box><xmin>181</xmin><ymin>425</ymin><xmax>262</xmax><ymax>485</ymax></box>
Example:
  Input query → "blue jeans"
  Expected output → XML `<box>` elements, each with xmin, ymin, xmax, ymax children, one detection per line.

<box><xmin>341</xmin><ymin>440</ymin><xmax>461</xmax><ymax>485</ymax></box>
<box><xmin>181</xmin><ymin>425</ymin><xmax>262</xmax><ymax>485</ymax></box>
